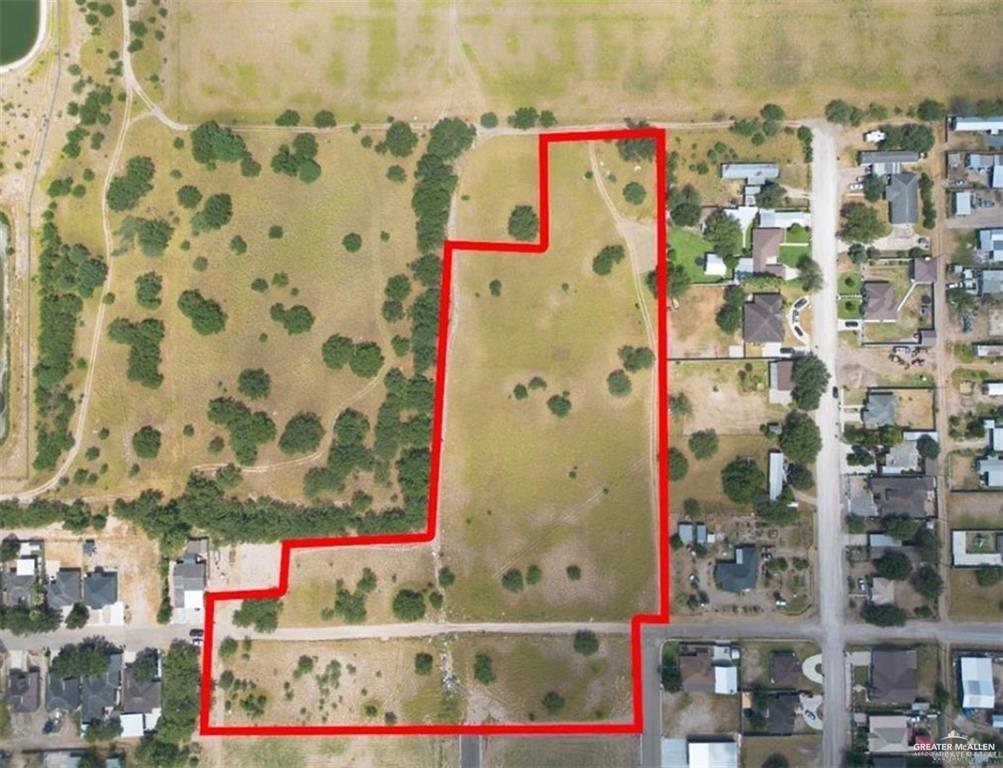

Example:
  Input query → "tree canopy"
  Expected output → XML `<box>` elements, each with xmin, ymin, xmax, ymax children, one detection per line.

<box><xmin>721</xmin><ymin>458</ymin><xmax>766</xmax><ymax>503</ymax></box>
<box><xmin>508</xmin><ymin>205</ymin><xmax>539</xmax><ymax>242</ymax></box>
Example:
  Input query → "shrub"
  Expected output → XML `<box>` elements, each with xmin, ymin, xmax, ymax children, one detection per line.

<box><xmin>501</xmin><ymin>568</ymin><xmax>524</xmax><ymax>592</ymax></box>
<box><xmin>541</xmin><ymin>691</ymin><xmax>565</xmax><ymax>714</ymax></box>
<box><xmin>314</xmin><ymin>110</ymin><xmax>336</xmax><ymax>128</ymax></box>
<box><xmin>232</xmin><ymin>598</ymin><xmax>281</xmax><ymax>632</ymax></box>
<box><xmin>721</xmin><ymin>458</ymin><xmax>765</xmax><ymax>503</ymax></box>
<box><xmin>669</xmin><ymin>447</ymin><xmax>688</xmax><ymax>481</ymax></box>
<box><xmin>238</xmin><ymin>368</ymin><xmax>270</xmax><ymax>400</ymax></box>
<box><xmin>342</xmin><ymin>233</ymin><xmax>362</xmax><ymax>252</ymax></box>
<box><xmin>269</xmin><ymin>303</ymin><xmax>315</xmax><ymax>335</ymax></box>
<box><xmin>592</xmin><ymin>244</ymin><xmax>626</xmax><ymax>275</ymax></box>
<box><xmin>279</xmin><ymin>412</ymin><xmax>324</xmax><ymax>455</ymax></box>
<box><xmin>414</xmin><ymin>653</ymin><xmax>434</xmax><ymax>675</ymax></box>
<box><xmin>607</xmin><ymin>369</ymin><xmax>631</xmax><ymax>396</ymax></box>
<box><xmin>547</xmin><ymin>393</ymin><xmax>571</xmax><ymax>417</ymax></box>
<box><xmin>473</xmin><ymin>654</ymin><xmax>495</xmax><ymax>684</ymax></box>
<box><xmin>177</xmin><ymin>290</ymin><xmax>226</xmax><ymax>335</ymax></box>
<box><xmin>688</xmin><ymin>430</ymin><xmax>719</xmax><ymax>460</ymax></box>
<box><xmin>275</xmin><ymin>109</ymin><xmax>300</xmax><ymax>126</ymax></box>
<box><xmin>622</xmin><ymin>182</ymin><xmax>646</xmax><ymax>205</ymax></box>
<box><xmin>176</xmin><ymin>185</ymin><xmax>202</xmax><ymax>209</ymax></box>
<box><xmin>573</xmin><ymin>630</ymin><xmax>599</xmax><ymax>656</ymax></box>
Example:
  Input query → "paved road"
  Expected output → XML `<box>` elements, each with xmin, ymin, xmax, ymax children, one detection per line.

<box><xmin>1</xmin><ymin>624</ymin><xmax>193</xmax><ymax>652</ymax></box>
<box><xmin>808</xmin><ymin>121</ymin><xmax>848</xmax><ymax>768</ymax></box>
<box><xmin>459</xmin><ymin>735</ymin><xmax>482</xmax><ymax>768</ymax></box>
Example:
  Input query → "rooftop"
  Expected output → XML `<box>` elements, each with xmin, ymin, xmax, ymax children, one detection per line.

<box><xmin>870</xmin><ymin>648</ymin><xmax>918</xmax><ymax>704</ymax></box>
<box><xmin>715</xmin><ymin>544</ymin><xmax>758</xmax><ymax>593</ymax></box>
<box><xmin>862</xmin><ymin>281</ymin><xmax>898</xmax><ymax>322</ymax></box>
<box><xmin>743</xmin><ymin>293</ymin><xmax>784</xmax><ymax>344</ymax></box>
<box><xmin>885</xmin><ymin>172</ymin><xmax>918</xmax><ymax>225</ymax></box>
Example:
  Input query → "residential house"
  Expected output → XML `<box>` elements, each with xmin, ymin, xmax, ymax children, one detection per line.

<box><xmin>46</xmin><ymin>674</ymin><xmax>81</xmax><ymax>712</ymax></box>
<box><xmin>867</xmin><ymin>714</ymin><xmax>911</xmax><ymax>754</ymax></box>
<box><xmin>975</xmin><ymin>343</ymin><xmax>1003</xmax><ymax>358</ymax></box>
<box><xmin>765</xmin><ymin>691</ymin><xmax>799</xmax><ymax>735</ymax></box>
<box><xmin>869</xmin><ymin>648</ymin><xmax>918</xmax><ymax>704</ymax></box>
<box><xmin>980</xmin><ymin>271</ymin><xmax>1003</xmax><ymax>296</ymax></box>
<box><xmin>846</xmin><ymin>475</ymin><xmax>879</xmax><ymax>517</ymax></box>
<box><xmin>83</xmin><ymin>569</ymin><xmax>118</xmax><ymax>609</ymax></box>
<box><xmin>715</xmin><ymin>545</ymin><xmax>758</xmax><ymax>593</ymax></box>
<box><xmin>910</xmin><ymin>258</ymin><xmax>937</xmax><ymax>284</ymax></box>
<box><xmin>951</xmin><ymin>530</ymin><xmax>1003</xmax><ymax>567</ymax></box>
<box><xmin>687</xmin><ymin>740</ymin><xmax>739</xmax><ymax>768</ymax></box>
<box><xmin>958</xmin><ymin>656</ymin><xmax>995</xmax><ymax>709</ymax></box>
<box><xmin>769</xmin><ymin>359</ymin><xmax>794</xmax><ymax>405</ymax></box>
<box><xmin>951</xmin><ymin>116</ymin><xmax>1003</xmax><ymax>136</ymax></box>
<box><xmin>882</xmin><ymin>438</ymin><xmax>921</xmax><ymax>475</ymax></box>
<box><xmin>1</xmin><ymin>570</ymin><xmax>36</xmax><ymax>607</ymax></box>
<box><xmin>977</xmin><ymin>228</ymin><xmax>1003</xmax><ymax>262</ymax></box>
<box><xmin>80</xmin><ymin>652</ymin><xmax>122</xmax><ymax>725</ymax></box>
<box><xmin>984</xmin><ymin>382</ymin><xmax>1003</xmax><ymax>396</ymax></box>
<box><xmin>862</xmin><ymin>391</ymin><xmax>897</xmax><ymax>427</ymax></box>
<box><xmin>172</xmin><ymin>540</ymin><xmax>208</xmax><ymax>620</ymax></box>
<box><xmin>885</xmin><ymin>173</ymin><xmax>918</xmax><ymax>225</ymax></box>
<box><xmin>858</xmin><ymin>150</ymin><xmax>921</xmax><ymax>175</ymax></box>
<box><xmin>978</xmin><ymin>457</ymin><xmax>1003</xmax><ymax>487</ymax></box>
<box><xmin>758</xmin><ymin>209</ymin><xmax>811</xmax><ymax>230</ymax></box>
<box><xmin>768</xmin><ymin>450</ymin><xmax>785</xmax><ymax>501</ymax></box>
<box><xmin>954</xmin><ymin>190</ymin><xmax>972</xmax><ymax>217</ymax></box>
<box><xmin>721</xmin><ymin>163</ymin><xmax>779</xmax><ymax>183</ymax></box>
<box><xmin>869</xmin><ymin>476</ymin><xmax>936</xmax><ymax>518</ymax></box>
<box><xmin>862</xmin><ymin>282</ymin><xmax>898</xmax><ymax>322</ymax></box>
<box><xmin>704</xmin><ymin>252</ymin><xmax>727</xmax><ymax>278</ymax></box>
<box><xmin>743</xmin><ymin>293</ymin><xmax>785</xmax><ymax>345</ymax></box>
<box><xmin>752</xmin><ymin>227</ymin><xmax>785</xmax><ymax>277</ymax></box>
<box><xmin>679</xmin><ymin>646</ymin><xmax>715</xmax><ymax>693</ymax></box>
<box><xmin>6</xmin><ymin>668</ymin><xmax>41</xmax><ymax>713</ymax></box>
<box><xmin>46</xmin><ymin>569</ymin><xmax>82</xmax><ymax>610</ymax></box>
<box><xmin>121</xmin><ymin>663</ymin><xmax>162</xmax><ymax>736</ymax></box>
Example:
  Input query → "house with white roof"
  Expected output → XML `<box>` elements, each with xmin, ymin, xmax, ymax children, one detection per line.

<box><xmin>704</xmin><ymin>253</ymin><xmax>727</xmax><ymax>278</ymax></box>
<box><xmin>977</xmin><ymin>228</ymin><xmax>1003</xmax><ymax>262</ymax></box>
<box><xmin>983</xmin><ymin>382</ymin><xmax>1003</xmax><ymax>396</ymax></box>
<box><xmin>721</xmin><ymin>163</ymin><xmax>779</xmax><ymax>183</ymax></box>
<box><xmin>768</xmin><ymin>450</ymin><xmax>785</xmax><ymax>501</ymax></box>
<box><xmin>951</xmin><ymin>116</ymin><xmax>1003</xmax><ymax>135</ymax></box>
<box><xmin>959</xmin><ymin>656</ymin><xmax>996</xmax><ymax>709</ymax></box>
<box><xmin>951</xmin><ymin>530</ymin><xmax>1003</xmax><ymax>567</ymax></box>
<box><xmin>978</xmin><ymin>456</ymin><xmax>1003</xmax><ymax>487</ymax></box>
<box><xmin>758</xmin><ymin>209</ymin><xmax>811</xmax><ymax>230</ymax></box>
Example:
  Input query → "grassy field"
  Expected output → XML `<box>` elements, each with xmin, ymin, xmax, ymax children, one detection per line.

<box><xmin>143</xmin><ymin>1</ymin><xmax>1003</xmax><ymax>124</ymax></box>
<box><xmin>452</xmin><ymin>634</ymin><xmax>633</xmax><ymax>724</ymax></box>
<box><xmin>217</xmin><ymin>737</ymin><xmax>455</xmax><ymax>768</ymax></box>
<box><xmin>439</xmin><ymin>140</ymin><xmax>658</xmax><ymax>622</ymax></box>
<box><xmin>60</xmin><ymin>120</ymin><xmax>417</xmax><ymax>501</ymax></box>
<box><xmin>668</xmin><ymin>433</ymin><xmax>771</xmax><ymax>516</ymax></box>
<box><xmin>949</xmin><ymin>568</ymin><xmax>1003</xmax><ymax>622</ymax></box>
<box><xmin>670</xmin><ymin>360</ymin><xmax>787</xmax><ymax>435</ymax></box>
<box><xmin>670</xmin><ymin>228</ymin><xmax>716</xmax><ymax>284</ymax></box>
<box><xmin>742</xmin><ymin>735</ymin><xmax>821</xmax><ymax>768</ymax></box>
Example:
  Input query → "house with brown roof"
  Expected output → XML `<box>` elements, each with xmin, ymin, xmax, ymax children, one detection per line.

<box><xmin>869</xmin><ymin>648</ymin><xmax>918</xmax><ymax>704</ymax></box>
<box><xmin>862</xmin><ymin>281</ymin><xmax>898</xmax><ymax>322</ymax></box>
<box><xmin>869</xmin><ymin>476</ymin><xmax>936</xmax><ymax>518</ymax></box>
<box><xmin>911</xmin><ymin>258</ymin><xmax>938</xmax><ymax>284</ymax></box>
<box><xmin>752</xmin><ymin>228</ymin><xmax>785</xmax><ymax>277</ymax></box>
<box><xmin>679</xmin><ymin>646</ymin><xmax>716</xmax><ymax>693</ymax></box>
<box><xmin>743</xmin><ymin>293</ymin><xmax>785</xmax><ymax>344</ymax></box>
<box><xmin>769</xmin><ymin>359</ymin><xmax>794</xmax><ymax>405</ymax></box>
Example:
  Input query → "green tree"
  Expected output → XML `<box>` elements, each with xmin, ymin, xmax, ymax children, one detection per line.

<box><xmin>975</xmin><ymin>565</ymin><xmax>1003</xmax><ymax>587</ymax></box>
<box><xmin>873</xmin><ymin>551</ymin><xmax>912</xmax><ymax>581</ymax></box>
<box><xmin>480</xmin><ymin>112</ymin><xmax>498</xmax><ymax>129</ymax></box>
<box><xmin>715</xmin><ymin>285</ymin><xmax>745</xmax><ymax>333</ymax></box>
<box><xmin>473</xmin><ymin>653</ymin><xmax>495</xmax><ymax>684</ymax></box>
<box><xmin>278</xmin><ymin>412</ymin><xmax>324</xmax><ymax>455</ymax></box>
<box><xmin>106</xmin><ymin>156</ymin><xmax>156</xmax><ymax>211</ymax></box>
<box><xmin>779</xmin><ymin>411</ymin><xmax>822</xmax><ymax>464</ymax></box>
<box><xmin>132</xmin><ymin>426</ymin><xmax>162</xmax><ymax>458</ymax></box>
<box><xmin>863</xmin><ymin>173</ymin><xmax>885</xmax><ymax>203</ymax></box>
<box><xmin>176</xmin><ymin>185</ymin><xmax>202</xmax><ymax>209</ymax></box>
<box><xmin>342</xmin><ymin>233</ymin><xmax>362</xmax><ymax>252</ymax></box>
<box><xmin>379</xmin><ymin>121</ymin><xmax>419</xmax><ymax>158</ymax></box>
<box><xmin>755</xmin><ymin>180</ymin><xmax>786</xmax><ymax>208</ymax></box>
<box><xmin>618</xmin><ymin>345</ymin><xmax>654</xmax><ymax>371</ymax></box>
<box><xmin>669</xmin><ymin>184</ymin><xmax>702</xmax><ymax>226</ymax></box>
<box><xmin>688</xmin><ymin>430</ymin><xmax>719</xmax><ymax>460</ymax></box>
<box><xmin>177</xmin><ymin>290</ymin><xmax>227</xmax><ymax>335</ymax></box>
<box><xmin>704</xmin><ymin>209</ymin><xmax>743</xmax><ymax>259</ymax></box>
<box><xmin>414</xmin><ymin>652</ymin><xmax>434</xmax><ymax>675</ymax></box>
<box><xmin>232</xmin><ymin>598</ymin><xmax>282</xmax><ymax>632</ymax></box>
<box><xmin>391</xmin><ymin>589</ymin><xmax>426</xmax><ymax>621</ymax></box>
<box><xmin>508</xmin><ymin>205</ymin><xmax>540</xmax><ymax>241</ymax></box>
<box><xmin>238</xmin><ymin>368</ymin><xmax>271</xmax><ymax>400</ymax></box>
<box><xmin>314</xmin><ymin>110</ymin><xmax>336</xmax><ymax>128</ymax></box>
<box><xmin>275</xmin><ymin>109</ymin><xmax>300</xmax><ymax>126</ymax></box>
<box><xmin>65</xmin><ymin>602</ymin><xmax>89</xmax><ymax>629</ymax></box>
<box><xmin>350</xmin><ymin>342</ymin><xmax>385</xmax><ymax>378</ymax></box>
<box><xmin>861</xmin><ymin>602</ymin><xmax>907</xmax><ymax>626</ymax></box>
<box><xmin>911</xmin><ymin>565</ymin><xmax>943</xmax><ymax>600</ymax></box>
<box><xmin>573</xmin><ymin>630</ymin><xmax>599</xmax><ymax>656</ymax></box>
<box><xmin>721</xmin><ymin>458</ymin><xmax>766</xmax><ymax>503</ymax></box>
<box><xmin>135</xmin><ymin>272</ymin><xmax>163</xmax><ymax>309</ymax></box>
<box><xmin>622</xmin><ymin>182</ymin><xmax>647</xmax><ymax>205</ymax></box>
<box><xmin>192</xmin><ymin>193</ymin><xmax>233</xmax><ymax>232</ymax></box>
<box><xmin>269</xmin><ymin>303</ymin><xmax>315</xmax><ymax>335</ymax></box>
<box><xmin>218</xmin><ymin>637</ymin><xmax>238</xmax><ymax>659</ymax></box>
<box><xmin>322</xmin><ymin>335</ymin><xmax>354</xmax><ymax>370</ymax></box>
<box><xmin>547</xmin><ymin>393</ymin><xmax>572</xmax><ymax>417</ymax></box>
<box><xmin>916</xmin><ymin>434</ymin><xmax>940</xmax><ymax>459</ymax></box>
<box><xmin>607</xmin><ymin>369</ymin><xmax>631</xmax><ymax>397</ymax></box>
<box><xmin>917</xmin><ymin>99</ymin><xmax>946</xmax><ymax>122</ymax></box>
<box><xmin>669</xmin><ymin>447</ymin><xmax>689</xmax><ymax>481</ymax></box>
<box><xmin>541</xmin><ymin>690</ymin><xmax>565</xmax><ymax>714</ymax></box>
<box><xmin>791</xmin><ymin>354</ymin><xmax>830</xmax><ymax>410</ymax></box>
<box><xmin>797</xmin><ymin>256</ymin><xmax>823</xmax><ymax>292</ymax></box>
<box><xmin>593</xmin><ymin>244</ymin><xmax>626</xmax><ymax>275</ymax></box>
<box><xmin>501</xmin><ymin>568</ymin><xmax>524</xmax><ymax>592</ymax></box>
<box><xmin>840</xmin><ymin>202</ymin><xmax>890</xmax><ymax>243</ymax></box>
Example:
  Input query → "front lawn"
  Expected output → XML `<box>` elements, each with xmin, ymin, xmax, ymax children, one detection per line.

<box><xmin>670</xmin><ymin>228</ymin><xmax>720</xmax><ymax>283</ymax></box>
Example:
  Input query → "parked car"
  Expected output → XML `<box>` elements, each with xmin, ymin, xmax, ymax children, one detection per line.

<box><xmin>832</xmin><ymin>386</ymin><xmax>839</xmax><ymax>399</ymax></box>
<box><xmin>847</xmin><ymin>182</ymin><xmax>863</xmax><ymax>191</ymax></box>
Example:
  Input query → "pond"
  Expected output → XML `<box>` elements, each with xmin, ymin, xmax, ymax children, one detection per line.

<box><xmin>1</xmin><ymin>0</ymin><xmax>41</xmax><ymax>66</ymax></box>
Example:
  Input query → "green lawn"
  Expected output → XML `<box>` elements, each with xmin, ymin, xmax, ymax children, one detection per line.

<box><xmin>838</xmin><ymin>298</ymin><xmax>862</xmax><ymax>319</ymax></box>
<box><xmin>779</xmin><ymin>226</ymin><xmax>810</xmax><ymax>268</ymax></box>
<box><xmin>838</xmin><ymin>271</ymin><xmax>862</xmax><ymax>295</ymax></box>
<box><xmin>670</xmin><ymin>228</ymin><xmax>719</xmax><ymax>283</ymax></box>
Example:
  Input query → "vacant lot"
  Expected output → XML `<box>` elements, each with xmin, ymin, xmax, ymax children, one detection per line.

<box><xmin>452</xmin><ymin>634</ymin><xmax>633</xmax><ymax>724</ymax></box>
<box><xmin>949</xmin><ymin>569</ymin><xmax>1003</xmax><ymax>622</ymax></box>
<box><xmin>147</xmin><ymin>2</ymin><xmax>1003</xmax><ymax>123</ymax></box>
<box><xmin>439</xmin><ymin>140</ymin><xmax>658</xmax><ymax>622</ymax></box>
<box><xmin>63</xmin><ymin>120</ymin><xmax>416</xmax><ymax>502</ymax></box>
<box><xmin>217</xmin><ymin>736</ymin><xmax>455</xmax><ymax>768</ymax></box>
<box><xmin>484</xmin><ymin>736</ymin><xmax>638</xmax><ymax>768</ymax></box>
<box><xmin>671</xmin><ymin>361</ymin><xmax>786</xmax><ymax>435</ymax></box>
<box><xmin>743</xmin><ymin>735</ymin><xmax>821</xmax><ymax>768</ymax></box>
<box><xmin>217</xmin><ymin>637</ymin><xmax>457</xmax><ymax>727</ymax></box>
<box><xmin>670</xmin><ymin>287</ymin><xmax>741</xmax><ymax>358</ymax></box>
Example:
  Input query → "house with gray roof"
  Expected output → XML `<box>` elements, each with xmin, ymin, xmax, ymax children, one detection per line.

<box><xmin>121</xmin><ymin>665</ymin><xmax>162</xmax><ymax>716</ymax></box>
<box><xmin>83</xmin><ymin>570</ymin><xmax>118</xmax><ymax>609</ymax></box>
<box><xmin>977</xmin><ymin>228</ymin><xmax>1003</xmax><ymax>262</ymax></box>
<box><xmin>862</xmin><ymin>281</ymin><xmax>898</xmax><ymax>322</ymax></box>
<box><xmin>46</xmin><ymin>675</ymin><xmax>81</xmax><ymax>712</ymax></box>
<box><xmin>765</xmin><ymin>691</ymin><xmax>799</xmax><ymax>735</ymax></box>
<box><xmin>979</xmin><ymin>457</ymin><xmax>1003</xmax><ymax>487</ymax></box>
<box><xmin>862</xmin><ymin>391</ymin><xmax>897</xmax><ymax>427</ymax></box>
<box><xmin>1</xmin><ymin>571</ymin><xmax>37</xmax><ymax>607</ymax></box>
<box><xmin>721</xmin><ymin>163</ymin><xmax>779</xmax><ymax>183</ymax></box>
<box><xmin>714</xmin><ymin>545</ymin><xmax>758</xmax><ymax>593</ymax></box>
<box><xmin>885</xmin><ymin>173</ymin><xmax>918</xmax><ymax>225</ymax></box>
<box><xmin>743</xmin><ymin>293</ymin><xmax>784</xmax><ymax>344</ymax></box>
<box><xmin>172</xmin><ymin>555</ymin><xmax>207</xmax><ymax>611</ymax></box>
<box><xmin>870</xmin><ymin>648</ymin><xmax>918</xmax><ymax>704</ymax></box>
<box><xmin>80</xmin><ymin>653</ymin><xmax>122</xmax><ymax>725</ymax></box>
<box><xmin>980</xmin><ymin>270</ymin><xmax>1003</xmax><ymax>296</ymax></box>
<box><xmin>47</xmin><ymin>569</ymin><xmax>82</xmax><ymax>610</ymax></box>
<box><xmin>859</xmin><ymin>150</ymin><xmax>921</xmax><ymax>174</ymax></box>
<box><xmin>869</xmin><ymin>476</ymin><xmax>936</xmax><ymax>518</ymax></box>
<box><xmin>7</xmin><ymin>668</ymin><xmax>41</xmax><ymax>713</ymax></box>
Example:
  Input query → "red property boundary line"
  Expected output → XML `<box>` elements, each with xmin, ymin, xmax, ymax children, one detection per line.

<box><xmin>199</xmin><ymin>127</ymin><xmax>670</xmax><ymax>737</ymax></box>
